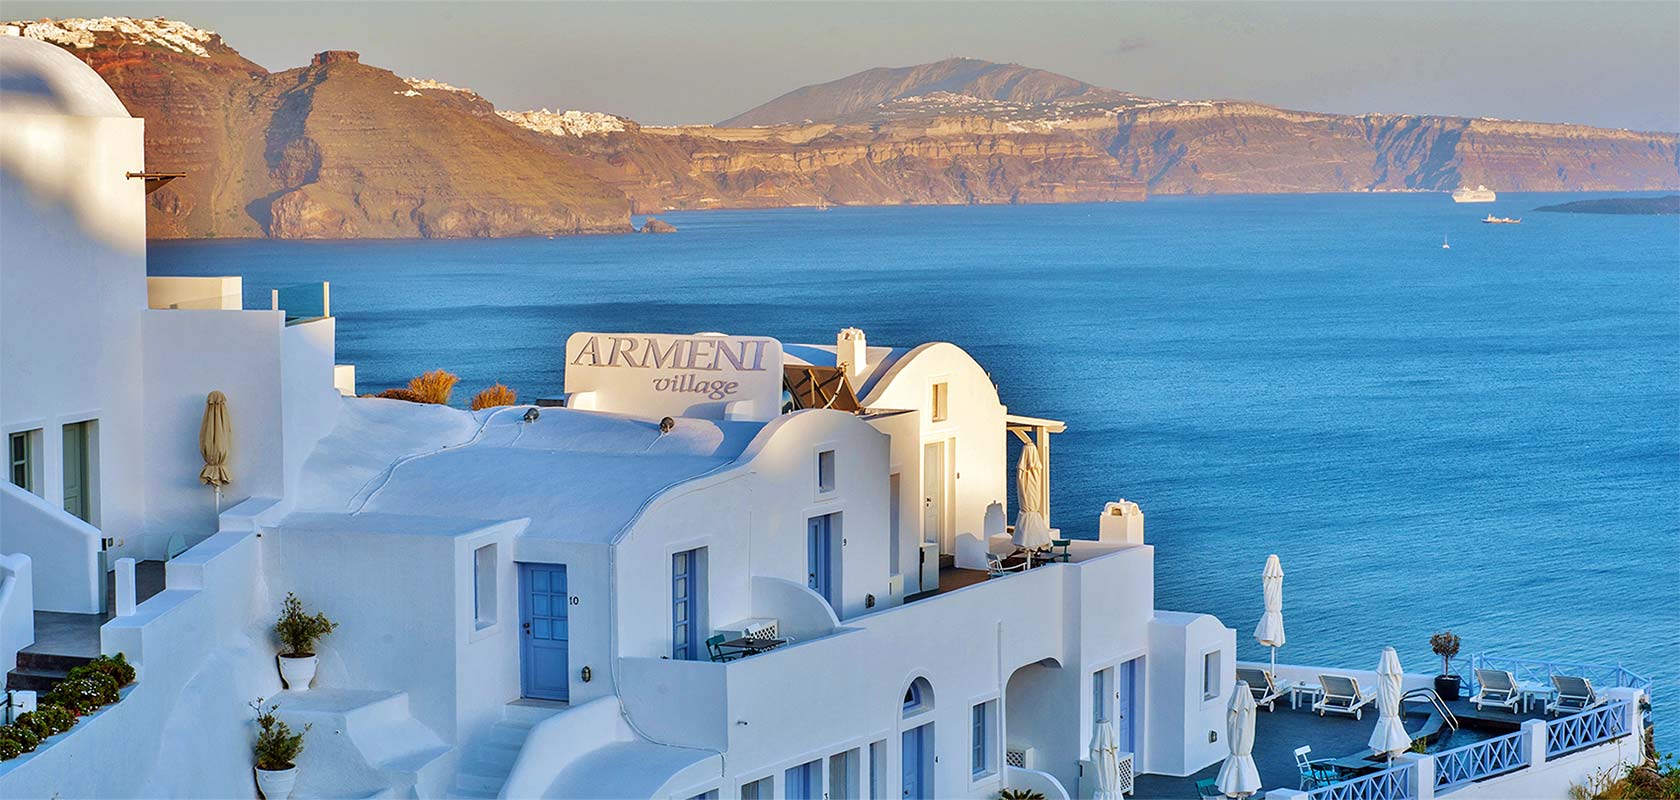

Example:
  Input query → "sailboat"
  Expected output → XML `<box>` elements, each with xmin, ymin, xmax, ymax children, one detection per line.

<box><xmin>1442</xmin><ymin>235</ymin><xmax>1451</xmax><ymax>250</ymax></box>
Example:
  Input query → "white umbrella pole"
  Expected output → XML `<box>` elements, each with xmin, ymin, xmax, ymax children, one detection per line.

<box><xmin>214</xmin><ymin>486</ymin><xmax>222</xmax><ymax>514</ymax></box>
<box><xmin>1270</xmin><ymin>646</ymin><xmax>1276</xmax><ymax>674</ymax></box>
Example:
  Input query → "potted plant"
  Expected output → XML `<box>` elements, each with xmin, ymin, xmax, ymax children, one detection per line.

<box><xmin>1430</xmin><ymin>630</ymin><xmax>1463</xmax><ymax>701</ymax></box>
<box><xmin>251</xmin><ymin>698</ymin><xmax>309</xmax><ymax>799</ymax></box>
<box><xmin>274</xmin><ymin>593</ymin><xmax>337</xmax><ymax>691</ymax></box>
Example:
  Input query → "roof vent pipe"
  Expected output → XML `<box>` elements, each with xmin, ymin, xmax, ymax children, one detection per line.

<box><xmin>837</xmin><ymin>327</ymin><xmax>867</xmax><ymax>382</ymax></box>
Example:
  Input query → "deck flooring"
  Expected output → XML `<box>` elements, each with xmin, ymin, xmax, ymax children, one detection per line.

<box><xmin>21</xmin><ymin>560</ymin><xmax>167</xmax><ymax>659</ymax></box>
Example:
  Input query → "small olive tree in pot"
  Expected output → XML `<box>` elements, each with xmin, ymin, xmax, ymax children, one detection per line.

<box><xmin>251</xmin><ymin>698</ymin><xmax>310</xmax><ymax>799</ymax></box>
<box><xmin>275</xmin><ymin>593</ymin><xmax>337</xmax><ymax>691</ymax></box>
<box><xmin>1431</xmin><ymin>631</ymin><xmax>1463</xmax><ymax>700</ymax></box>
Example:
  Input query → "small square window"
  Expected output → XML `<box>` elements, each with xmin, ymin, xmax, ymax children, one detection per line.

<box><xmin>817</xmin><ymin>449</ymin><xmax>836</xmax><ymax>493</ymax></box>
<box><xmin>931</xmin><ymin>383</ymin><xmax>949</xmax><ymax>422</ymax></box>
<box><xmin>8</xmin><ymin>429</ymin><xmax>41</xmax><ymax>496</ymax></box>
<box><xmin>473</xmin><ymin>543</ymin><xmax>497</xmax><ymax>629</ymax></box>
<box><xmin>1203</xmin><ymin>650</ymin><xmax>1221</xmax><ymax>700</ymax></box>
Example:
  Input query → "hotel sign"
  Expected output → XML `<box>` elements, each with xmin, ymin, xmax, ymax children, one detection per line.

<box><xmin>563</xmin><ymin>332</ymin><xmax>784</xmax><ymax>421</ymax></box>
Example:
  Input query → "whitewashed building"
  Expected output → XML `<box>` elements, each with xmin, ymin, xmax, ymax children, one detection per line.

<box><xmin>0</xmin><ymin>33</ymin><xmax>1651</xmax><ymax>800</ymax></box>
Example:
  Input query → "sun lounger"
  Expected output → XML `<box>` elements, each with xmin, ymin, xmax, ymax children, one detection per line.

<box><xmin>1472</xmin><ymin>669</ymin><xmax>1522</xmax><ymax>713</ymax></box>
<box><xmin>1236</xmin><ymin>666</ymin><xmax>1295</xmax><ymax>712</ymax></box>
<box><xmin>1313</xmin><ymin>674</ymin><xmax>1376</xmax><ymax>719</ymax></box>
<box><xmin>1546</xmin><ymin>675</ymin><xmax>1600</xmax><ymax>717</ymax></box>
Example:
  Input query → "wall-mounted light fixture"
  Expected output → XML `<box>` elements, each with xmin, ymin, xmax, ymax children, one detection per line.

<box><xmin>523</xmin><ymin>408</ymin><xmax>540</xmax><ymax>423</ymax></box>
<box><xmin>580</xmin><ymin>666</ymin><xmax>592</xmax><ymax>682</ymax></box>
<box><xmin>865</xmin><ymin>593</ymin><xmax>876</xmax><ymax>608</ymax></box>
<box><xmin>659</xmin><ymin>416</ymin><xmax>675</xmax><ymax>434</ymax></box>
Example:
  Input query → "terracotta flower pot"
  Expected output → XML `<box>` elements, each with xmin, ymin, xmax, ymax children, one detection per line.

<box><xmin>254</xmin><ymin>765</ymin><xmax>297</xmax><ymax>799</ymax></box>
<box><xmin>277</xmin><ymin>655</ymin><xmax>318</xmax><ymax>691</ymax></box>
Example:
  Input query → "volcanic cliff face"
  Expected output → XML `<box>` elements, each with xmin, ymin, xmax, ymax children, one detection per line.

<box><xmin>11</xmin><ymin>19</ymin><xmax>1679</xmax><ymax>238</ymax></box>
<box><xmin>11</xmin><ymin>18</ymin><xmax>632</xmax><ymax>238</ymax></box>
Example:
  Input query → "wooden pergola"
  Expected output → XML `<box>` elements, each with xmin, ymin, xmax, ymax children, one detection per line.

<box><xmin>782</xmin><ymin>364</ymin><xmax>862</xmax><ymax>413</ymax></box>
<box><xmin>1006</xmin><ymin>413</ymin><xmax>1067</xmax><ymax>528</ymax></box>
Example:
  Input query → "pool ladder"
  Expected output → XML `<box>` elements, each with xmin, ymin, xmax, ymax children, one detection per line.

<box><xmin>1402</xmin><ymin>687</ymin><xmax>1460</xmax><ymax>733</ymax></box>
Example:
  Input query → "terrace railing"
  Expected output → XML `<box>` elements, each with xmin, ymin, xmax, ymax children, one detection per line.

<box><xmin>271</xmin><ymin>282</ymin><xmax>330</xmax><ymax>324</ymax></box>
<box><xmin>1547</xmin><ymin>700</ymin><xmax>1631</xmax><ymax>758</ymax></box>
<box><xmin>1466</xmin><ymin>655</ymin><xmax>1651</xmax><ymax>698</ymax></box>
<box><xmin>1432</xmin><ymin>729</ymin><xmax>1527</xmax><ymax>793</ymax></box>
<box><xmin>1307</xmin><ymin>761</ymin><xmax>1415</xmax><ymax>800</ymax></box>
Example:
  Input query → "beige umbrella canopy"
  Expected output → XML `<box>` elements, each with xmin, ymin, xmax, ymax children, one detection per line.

<box><xmin>1013</xmin><ymin>445</ymin><xmax>1053</xmax><ymax>550</ymax></box>
<box><xmin>199</xmin><ymin>391</ymin><xmax>231</xmax><ymax>501</ymax></box>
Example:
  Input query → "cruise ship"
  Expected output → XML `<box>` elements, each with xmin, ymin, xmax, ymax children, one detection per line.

<box><xmin>0</xmin><ymin>35</ymin><xmax>1654</xmax><ymax>800</ymax></box>
<box><xmin>1451</xmin><ymin>185</ymin><xmax>1498</xmax><ymax>203</ymax></box>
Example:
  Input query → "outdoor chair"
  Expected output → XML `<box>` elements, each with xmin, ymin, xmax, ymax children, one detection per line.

<box><xmin>1194</xmin><ymin>778</ymin><xmax>1221</xmax><ymax>798</ymax></box>
<box><xmin>1294</xmin><ymin>745</ymin><xmax>1339</xmax><ymax>790</ymax></box>
<box><xmin>1546</xmin><ymin>675</ymin><xmax>1599</xmax><ymax>717</ymax></box>
<box><xmin>1471</xmin><ymin>669</ymin><xmax>1522</xmax><ymax>713</ymax></box>
<box><xmin>705</xmin><ymin>634</ymin><xmax>743</xmax><ymax>663</ymax></box>
<box><xmin>1045</xmin><ymin>539</ymin><xmax>1072</xmax><ymax>563</ymax></box>
<box><xmin>1236</xmin><ymin>666</ymin><xmax>1294</xmax><ymax>711</ymax></box>
<box><xmin>987</xmin><ymin>552</ymin><xmax>1028</xmax><ymax>577</ymax></box>
<box><xmin>1313</xmin><ymin>674</ymin><xmax>1376</xmax><ymax>719</ymax></box>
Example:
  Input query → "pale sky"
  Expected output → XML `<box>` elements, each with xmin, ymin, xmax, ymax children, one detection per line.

<box><xmin>8</xmin><ymin>1</ymin><xmax>1679</xmax><ymax>130</ymax></box>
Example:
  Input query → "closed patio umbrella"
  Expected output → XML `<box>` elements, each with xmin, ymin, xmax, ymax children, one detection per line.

<box><xmin>1091</xmin><ymin>719</ymin><xmax>1122</xmax><ymax>800</ymax></box>
<box><xmin>198</xmin><ymin>391</ymin><xmax>231</xmax><ymax>511</ymax></box>
<box><xmin>1369</xmin><ymin>646</ymin><xmax>1411</xmax><ymax>759</ymax></box>
<box><xmin>1253</xmin><ymin>555</ymin><xmax>1286</xmax><ymax>672</ymax></box>
<box><xmin>1012</xmin><ymin>445</ymin><xmax>1052</xmax><ymax>551</ymax></box>
<box><xmin>1217</xmin><ymin>681</ymin><xmax>1262</xmax><ymax>798</ymax></box>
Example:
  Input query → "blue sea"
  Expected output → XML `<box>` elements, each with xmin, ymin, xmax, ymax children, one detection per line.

<box><xmin>151</xmin><ymin>193</ymin><xmax>1679</xmax><ymax>750</ymax></box>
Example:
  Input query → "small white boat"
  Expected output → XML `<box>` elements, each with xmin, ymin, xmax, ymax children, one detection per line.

<box><xmin>1442</xmin><ymin>236</ymin><xmax>1450</xmax><ymax>250</ymax></box>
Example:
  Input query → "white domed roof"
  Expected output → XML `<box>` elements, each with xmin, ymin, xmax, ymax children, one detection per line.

<box><xmin>0</xmin><ymin>34</ymin><xmax>130</xmax><ymax>118</ymax></box>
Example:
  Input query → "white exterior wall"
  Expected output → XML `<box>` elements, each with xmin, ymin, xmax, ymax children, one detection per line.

<box><xmin>1144</xmin><ymin>611</ymin><xmax>1237</xmax><ymax>776</ymax></box>
<box><xmin>861</xmin><ymin>343</ymin><xmax>1008</xmax><ymax>556</ymax></box>
<box><xmin>1</xmin><ymin>109</ymin><xmax>149</xmax><ymax>569</ymax></box>
<box><xmin>865</xmin><ymin>409</ymin><xmax>924</xmax><ymax>600</ymax></box>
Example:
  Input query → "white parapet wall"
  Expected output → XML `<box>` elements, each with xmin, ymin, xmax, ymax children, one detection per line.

<box><xmin>0</xmin><ymin>481</ymin><xmax>101</xmax><ymax>613</ymax></box>
<box><xmin>0</xmin><ymin>553</ymin><xmax>34</xmax><ymax>673</ymax></box>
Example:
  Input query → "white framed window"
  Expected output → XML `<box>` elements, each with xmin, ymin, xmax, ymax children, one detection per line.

<box><xmin>816</xmin><ymin>449</ymin><xmax>836</xmax><ymax>494</ymax></box>
<box><xmin>8</xmin><ymin>429</ymin><xmax>41</xmax><ymax>496</ymax></box>
<box><xmin>1094</xmin><ymin>666</ymin><xmax>1113</xmax><ymax>723</ymax></box>
<box><xmin>971</xmin><ymin>699</ymin><xmax>998</xmax><ymax>779</ymax></box>
<box><xmin>472</xmin><ymin>543</ymin><xmax>497</xmax><ymax>629</ymax></box>
<box><xmin>931</xmin><ymin>382</ymin><xmax>949</xmax><ymax>422</ymax></box>
<box><xmin>1202</xmin><ymin>650</ymin><xmax>1221</xmax><ymax>701</ymax></box>
<box><xmin>739</xmin><ymin>776</ymin><xmax>772</xmax><ymax>800</ymax></box>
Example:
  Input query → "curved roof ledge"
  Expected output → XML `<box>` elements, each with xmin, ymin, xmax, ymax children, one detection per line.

<box><xmin>0</xmin><ymin>35</ymin><xmax>131</xmax><ymax>118</ymax></box>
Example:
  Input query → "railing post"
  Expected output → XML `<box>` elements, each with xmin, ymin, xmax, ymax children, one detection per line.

<box><xmin>1398</xmin><ymin>752</ymin><xmax>1434</xmax><ymax>800</ymax></box>
<box><xmin>1522</xmin><ymin>718</ymin><xmax>1548</xmax><ymax>767</ymax></box>
<box><xmin>114</xmin><ymin>557</ymin><xmax>136</xmax><ymax>617</ymax></box>
<box><xmin>1605</xmin><ymin>688</ymin><xmax>1643</xmax><ymax>754</ymax></box>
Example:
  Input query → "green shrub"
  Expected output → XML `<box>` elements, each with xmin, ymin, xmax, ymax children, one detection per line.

<box><xmin>0</xmin><ymin>736</ymin><xmax>22</xmax><ymax>761</ymax></box>
<box><xmin>0</xmin><ymin>724</ymin><xmax>39</xmax><ymax>752</ymax></box>
<box><xmin>43</xmin><ymin>673</ymin><xmax>120</xmax><ymax>714</ymax></box>
<box><xmin>30</xmin><ymin>704</ymin><xmax>77</xmax><ymax>735</ymax></box>
<box><xmin>66</xmin><ymin>653</ymin><xmax>136</xmax><ymax>688</ymax></box>
<box><xmin>275</xmin><ymin>592</ymin><xmax>337</xmax><ymax>657</ymax></box>
<box><xmin>250</xmin><ymin>699</ymin><xmax>309</xmax><ymax>771</ymax></box>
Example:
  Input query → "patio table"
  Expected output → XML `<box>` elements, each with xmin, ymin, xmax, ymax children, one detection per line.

<box><xmin>1289</xmin><ymin>682</ymin><xmax>1323</xmax><ymax>710</ymax></box>
<box><xmin>1517</xmin><ymin>681</ymin><xmax>1555</xmax><ymax>713</ymax></box>
<box><xmin>719</xmin><ymin>636</ymin><xmax>787</xmax><ymax>656</ymax></box>
<box><xmin>1323</xmin><ymin>755</ymin><xmax>1385</xmax><ymax>777</ymax></box>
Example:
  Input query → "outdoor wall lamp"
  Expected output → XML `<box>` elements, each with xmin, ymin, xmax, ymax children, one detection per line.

<box><xmin>659</xmin><ymin>416</ymin><xmax>675</xmax><ymax>434</ymax></box>
<box><xmin>580</xmin><ymin>666</ymin><xmax>592</xmax><ymax>682</ymax></box>
<box><xmin>523</xmin><ymin>408</ymin><xmax>540</xmax><ymax>423</ymax></box>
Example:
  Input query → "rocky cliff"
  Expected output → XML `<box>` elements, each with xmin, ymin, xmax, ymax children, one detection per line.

<box><xmin>11</xmin><ymin>19</ymin><xmax>1677</xmax><ymax>239</ymax></box>
<box><xmin>9</xmin><ymin>18</ymin><xmax>631</xmax><ymax>238</ymax></box>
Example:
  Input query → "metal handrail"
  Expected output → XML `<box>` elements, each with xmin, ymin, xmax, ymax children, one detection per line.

<box><xmin>1401</xmin><ymin>687</ymin><xmax>1459</xmax><ymax>733</ymax></box>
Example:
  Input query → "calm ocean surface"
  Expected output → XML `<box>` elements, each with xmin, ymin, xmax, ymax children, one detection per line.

<box><xmin>151</xmin><ymin>193</ymin><xmax>1679</xmax><ymax>748</ymax></box>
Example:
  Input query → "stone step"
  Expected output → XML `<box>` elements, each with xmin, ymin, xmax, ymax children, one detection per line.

<box><xmin>16</xmin><ymin>651</ymin><xmax>93</xmax><ymax>674</ymax></box>
<box><xmin>5</xmin><ymin>667</ymin><xmax>65</xmax><ymax>693</ymax></box>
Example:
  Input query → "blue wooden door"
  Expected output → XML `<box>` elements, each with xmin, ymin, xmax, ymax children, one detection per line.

<box><xmin>672</xmin><ymin>550</ymin><xmax>697</xmax><ymax>660</ymax></box>
<box><xmin>519</xmin><ymin>563</ymin><xmax>568</xmax><ymax>701</ymax></box>
<box><xmin>807</xmin><ymin>515</ymin><xmax>832</xmax><ymax>603</ymax></box>
<box><xmin>901</xmin><ymin>723</ymin><xmax>931</xmax><ymax>798</ymax></box>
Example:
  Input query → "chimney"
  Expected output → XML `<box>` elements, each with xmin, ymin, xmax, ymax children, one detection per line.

<box><xmin>837</xmin><ymin>327</ymin><xmax>867</xmax><ymax>382</ymax></box>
